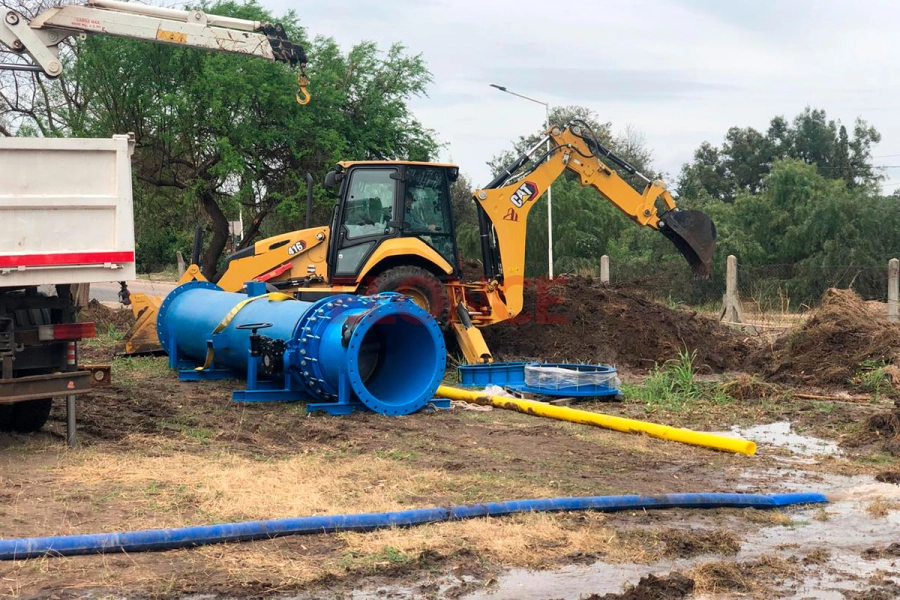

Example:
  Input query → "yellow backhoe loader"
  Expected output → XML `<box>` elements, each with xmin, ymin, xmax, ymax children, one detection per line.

<box><xmin>125</xmin><ymin>120</ymin><xmax>716</xmax><ymax>363</ymax></box>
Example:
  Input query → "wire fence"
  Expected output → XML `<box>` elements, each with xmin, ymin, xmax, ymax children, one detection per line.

<box><xmin>735</xmin><ymin>263</ymin><xmax>891</xmax><ymax>330</ymax></box>
<box><xmin>584</xmin><ymin>255</ymin><xmax>897</xmax><ymax>332</ymax></box>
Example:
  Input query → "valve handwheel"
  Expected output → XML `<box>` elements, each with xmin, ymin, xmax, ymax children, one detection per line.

<box><xmin>235</xmin><ymin>322</ymin><xmax>273</xmax><ymax>332</ymax></box>
<box><xmin>236</xmin><ymin>322</ymin><xmax>273</xmax><ymax>357</ymax></box>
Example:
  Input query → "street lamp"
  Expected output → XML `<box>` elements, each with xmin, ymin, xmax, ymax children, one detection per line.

<box><xmin>490</xmin><ymin>84</ymin><xmax>554</xmax><ymax>279</ymax></box>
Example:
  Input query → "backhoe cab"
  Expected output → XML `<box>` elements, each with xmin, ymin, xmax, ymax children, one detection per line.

<box><xmin>193</xmin><ymin>161</ymin><xmax>463</xmax><ymax>319</ymax></box>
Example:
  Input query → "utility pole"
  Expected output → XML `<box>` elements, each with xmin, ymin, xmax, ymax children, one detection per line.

<box><xmin>490</xmin><ymin>84</ymin><xmax>554</xmax><ymax>279</ymax></box>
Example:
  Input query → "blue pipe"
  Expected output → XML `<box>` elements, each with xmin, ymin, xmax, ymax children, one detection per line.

<box><xmin>0</xmin><ymin>492</ymin><xmax>827</xmax><ymax>560</ymax></box>
<box><xmin>156</xmin><ymin>282</ymin><xmax>446</xmax><ymax>415</ymax></box>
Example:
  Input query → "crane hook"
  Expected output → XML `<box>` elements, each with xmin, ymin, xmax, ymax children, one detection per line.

<box><xmin>295</xmin><ymin>71</ymin><xmax>311</xmax><ymax>106</ymax></box>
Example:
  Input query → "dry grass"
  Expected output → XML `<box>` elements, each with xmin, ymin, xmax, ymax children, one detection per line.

<box><xmin>866</xmin><ymin>497</ymin><xmax>900</xmax><ymax>518</ymax></box>
<box><xmin>40</xmin><ymin>443</ymin><xmax>561</xmax><ymax>529</ymax></box>
<box><xmin>689</xmin><ymin>555</ymin><xmax>798</xmax><ymax>595</ymax></box>
<box><xmin>0</xmin><ymin>438</ymin><xmax>665</xmax><ymax>596</ymax></box>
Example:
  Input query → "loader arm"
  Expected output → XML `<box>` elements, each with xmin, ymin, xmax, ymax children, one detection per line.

<box><xmin>0</xmin><ymin>0</ymin><xmax>308</xmax><ymax>101</ymax></box>
<box><xmin>472</xmin><ymin>121</ymin><xmax>716</xmax><ymax>320</ymax></box>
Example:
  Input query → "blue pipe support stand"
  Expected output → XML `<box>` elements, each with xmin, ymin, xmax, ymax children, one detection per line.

<box><xmin>0</xmin><ymin>492</ymin><xmax>828</xmax><ymax>560</ymax></box>
<box><xmin>156</xmin><ymin>281</ymin><xmax>448</xmax><ymax>416</ymax></box>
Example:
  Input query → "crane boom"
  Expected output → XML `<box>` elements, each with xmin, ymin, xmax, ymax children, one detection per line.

<box><xmin>0</xmin><ymin>0</ymin><xmax>306</xmax><ymax>86</ymax></box>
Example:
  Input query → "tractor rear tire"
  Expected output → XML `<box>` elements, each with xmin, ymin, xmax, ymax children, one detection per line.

<box><xmin>370</xmin><ymin>266</ymin><xmax>450</xmax><ymax>329</ymax></box>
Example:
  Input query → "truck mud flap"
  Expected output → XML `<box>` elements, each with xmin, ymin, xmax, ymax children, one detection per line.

<box><xmin>0</xmin><ymin>371</ymin><xmax>92</xmax><ymax>404</ymax></box>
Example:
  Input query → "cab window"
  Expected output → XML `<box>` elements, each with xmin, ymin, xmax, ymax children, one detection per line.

<box><xmin>404</xmin><ymin>167</ymin><xmax>455</xmax><ymax>266</ymax></box>
<box><xmin>343</xmin><ymin>168</ymin><xmax>395</xmax><ymax>239</ymax></box>
<box><xmin>403</xmin><ymin>167</ymin><xmax>450</xmax><ymax>234</ymax></box>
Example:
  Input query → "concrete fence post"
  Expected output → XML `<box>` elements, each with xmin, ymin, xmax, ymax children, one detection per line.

<box><xmin>889</xmin><ymin>258</ymin><xmax>899</xmax><ymax>323</ymax></box>
<box><xmin>176</xmin><ymin>251</ymin><xmax>186</xmax><ymax>279</ymax></box>
<box><xmin>720</xmin><ymin>254</ymin><xmax>743</xmax><ymax>324</ymax></box>
<box><xmin>600</xmin><ymin>255</ymin><xmax>609</xmax><ymax>284</ymax></box>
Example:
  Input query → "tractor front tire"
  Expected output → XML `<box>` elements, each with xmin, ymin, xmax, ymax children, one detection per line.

<box><xmin>370</xmin><ymin>266</ymin><xmax>450</xmax><ymax>329</ymax></box>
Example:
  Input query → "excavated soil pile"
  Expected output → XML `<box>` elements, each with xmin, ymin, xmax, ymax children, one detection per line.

<box><xmin>79</xmin><ymin>299</ymin><xmax>134</xmax><ymax>334</ymax></box>
<box><xmin>481</xmin><ymin>276</ymin><xmax>750</xmax><ymax>371</ymax></box>
<box><xmin>760</xmin><ymin>288</ymin><xmax>900</xmax><ymax>387</ymax></box>
<box><xmin>586</xmin><ymin>573</ymin><xmax>695</xmax><ymax>600</ymax></box>
<box><xmin>855</xmin><ymin>401</ymin><xmax>900</xmax><ymax>456</ymax></box>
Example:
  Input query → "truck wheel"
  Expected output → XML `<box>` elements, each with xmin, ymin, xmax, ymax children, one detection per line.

<box><xmin>0</xmin><ymin>405</ymin><xmax>13</xmax><ymax>432</ymax></box>
<box><xmin>370</xmin><ymin>266</ymin><xmax>450</xmax><ymax>329</ymax></box>
<box><xmin>5</xmin><ymin>304</ymin><xmax>55</xmax><ymax>433</ymax></box>
<box><xmin>10</xmin><ymin>399</ymin><xmax>53</xmax><ymax>433</ymax></box>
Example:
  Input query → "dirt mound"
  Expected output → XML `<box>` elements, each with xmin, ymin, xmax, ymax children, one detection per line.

<box><xmin>79</xmin><ymin>299</ymin><xmax>133</xmax><ymax>335</ymax></box>
<box><xmin>844</xmin><ymin>400</ymin><xmax>900</xmax><ymax>456</ymax></box>
<box><xmin>760</xmin><ymin>288</ymin><xmax>900</xmax><ymax>387</ymax></box>
<box><xmin>875</xmin><ymin>472</ymin><xmax>900</xmax><ymax>485</ymax></box>
<box><xmin>458</xmin><ymin>258</ymin><xmax>484</xmax><ymax>283</ymax></box>
<box><xmin>658</xmin><ymin>528</ymin><xmax>740</xmax><ymax>558</ymax></box>
<box><xmin>481</xmin><ymin>276</ymin><xmax>751</xmax><ymax>371</ymax></box>
<box><xmin>717</xmin><ymin>375</ymin><xmax>784</xmax><ymax>401</ymax></box>
<box><xmin>862</xmin><ymin>543</ymin><xmax>900</xmax><ymax>559</ymax></box>
<box><xmin>586</xmin><ymin>573</ymin><xmax>695</xmax><ymax>600</ymax></box>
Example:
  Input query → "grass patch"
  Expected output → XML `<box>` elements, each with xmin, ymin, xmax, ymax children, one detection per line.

<box><xmin>373</xmin><ymin>449</ymin><xmax>421</xmax><ymax>462</ymax></box>
<box><xmin>112</xmin><ymin>356</ymin><xmax>172</xmax><ymax>385</ymax></box>
<box><xmin>853</xmin><ymin>359</ymin><xmax>892</xmax><ymax>399</ymax></box>
<box><xmin>623</xmin><ymin>350</ymin><xmax>733</xmax><ymax>410</ymax></box>
<box><xmin>857</xmin><ymin>453</ymin><xmax>897</xmax><ymax>465</ymax></box>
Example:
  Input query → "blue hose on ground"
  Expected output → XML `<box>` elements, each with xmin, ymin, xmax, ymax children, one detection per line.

<box><xmin>0</xmin><ymin>492</ymin><xmax>827</xmax><ymax>560</ymax></box>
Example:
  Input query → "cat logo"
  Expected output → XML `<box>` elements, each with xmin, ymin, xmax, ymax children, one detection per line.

<box><xmin>509</xmin><ymin>180</ymin><xmax>539</xmax><ymax>208</ymax></box>
<box><xmin>503</xmin><ymin>208</ymin><xmax>519</xmax><ymax>221</ymax></box>
<box><xmin>288</xmin><ymin>241</ymin><xmax>307</xmax><ymax>256</ymax></box>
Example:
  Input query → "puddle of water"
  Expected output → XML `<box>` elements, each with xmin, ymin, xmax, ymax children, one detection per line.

<box><xmin>730</xmin><ymin>421</ymin><xmax>842</xmax><ymax>457</ymax></box>
<box><xmin>460</xmin><ymin>473</ymin><xmax>900</xmax><ymax>600</ymax></box>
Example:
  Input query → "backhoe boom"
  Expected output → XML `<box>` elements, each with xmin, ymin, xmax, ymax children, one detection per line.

<box><xmin>470</xmin><ymin>121</ymin><xmax>716</xmax><ymax>321</ymax></box>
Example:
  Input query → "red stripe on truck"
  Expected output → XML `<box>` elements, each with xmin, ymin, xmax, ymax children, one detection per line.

<box><xmin>0</xmin><ymin>251</ymin><xmax>135</xmax><ymax>268</ymax></box>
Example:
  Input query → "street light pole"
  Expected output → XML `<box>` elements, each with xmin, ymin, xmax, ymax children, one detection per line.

<box><xmin>490</xmin><ymin>84</ymin><xmax>554</xmax><ymax>279</ymax></box>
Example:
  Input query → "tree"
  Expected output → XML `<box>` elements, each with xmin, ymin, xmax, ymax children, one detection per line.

<box><xmin>450</xmin><ymin>173</ymin><xmax>480</xmax><ymax>261</ymax></box>
<box><xmin>678</xmin><ymin>107</ymin><xmax>882</xmax><ymax>202</ymax></box>
<box><xmin>0</xmin><ymin>0</ymin><xmax>438</xmax><ymax>278</ymax></box>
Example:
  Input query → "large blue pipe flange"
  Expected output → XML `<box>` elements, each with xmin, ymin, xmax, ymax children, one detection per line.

<box><xmin>292</xmin><ymin>293</ymin><xmax>446</xmax><ymax>416</ymax></box>
<box><xmin>156</xmin><ymin>280</ymin><xmax>222</xmax><ymax>356</ymax></box>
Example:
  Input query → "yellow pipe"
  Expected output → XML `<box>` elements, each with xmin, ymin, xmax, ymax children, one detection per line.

<box><xmin>436</xmin><ymin>386</ymin><xmax>756</xmax><ymax>456</ymax></box>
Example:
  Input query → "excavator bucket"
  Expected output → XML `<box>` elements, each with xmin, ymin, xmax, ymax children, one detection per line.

<box><xmin>120</xmin><ymin>293</ymin><xmax>165</xmax><ymax>356</ymax></box>
<box><xmin>120</xmin><ymin>264</ymin><xmax>207</xmax><ymax>356</ymax></box>
<box><xmin>658</xmin><ymin>210</ymin><xmax>717</xmax><ymax>277</ymax></box>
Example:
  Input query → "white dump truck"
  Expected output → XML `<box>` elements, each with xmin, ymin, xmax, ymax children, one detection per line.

<box><xmin>0</xmin><ymin>0</ymin><xmax>308</xmax><ymax>443</ymax></box>
<box><xmin>0</xmin><ymin>135</ymin><xmax>136</xmax><ymax>441</ymax></box>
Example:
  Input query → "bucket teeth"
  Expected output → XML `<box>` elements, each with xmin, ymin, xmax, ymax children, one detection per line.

<box><xmin>659</xmin><ymin>210</ymin><xmax>717</xmax><ymax>277</ymax></box>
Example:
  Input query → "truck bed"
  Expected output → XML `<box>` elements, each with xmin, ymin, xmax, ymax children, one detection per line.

<box><xmin>0</xmin><ymin>135</ymin><xmax>136</xmax><ymax>287</ymax></box>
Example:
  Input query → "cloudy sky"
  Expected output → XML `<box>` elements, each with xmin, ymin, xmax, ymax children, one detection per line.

<box><xmin>269</xmin><ymin>0</ymin><xmax>900</xmax><ymax>191</ymax></box>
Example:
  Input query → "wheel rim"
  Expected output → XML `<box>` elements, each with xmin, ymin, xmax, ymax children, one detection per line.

<box><xmin>394</xmin><ymin>286</ymin><xmax>431</xmax><ymax>313</ymax></box>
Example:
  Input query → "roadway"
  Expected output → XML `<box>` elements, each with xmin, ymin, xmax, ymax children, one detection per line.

<box><xmin>90</xmin><ymin>279</ymin><xmax>177</xmax><ymax>304</ymax></box>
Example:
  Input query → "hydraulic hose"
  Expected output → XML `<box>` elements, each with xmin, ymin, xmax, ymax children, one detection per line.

<box><xmin>0</xmin><ymin>492</ymin><xmax>825</xmax><ymax>560</ymax></box>
<box><xmin>436</xmin><ymin>386</ymin><xmax>756</xmax><ymax>456</ymax></box>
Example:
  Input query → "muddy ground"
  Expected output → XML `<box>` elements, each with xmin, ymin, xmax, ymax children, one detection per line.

<box><xmin>2</xmin><ymin>284</ymin><xmax>900</xmax><ymax>599</ymax></box>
